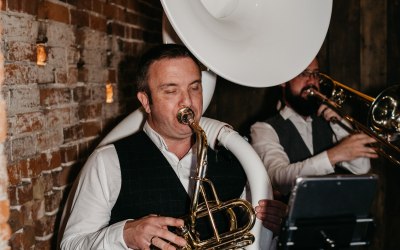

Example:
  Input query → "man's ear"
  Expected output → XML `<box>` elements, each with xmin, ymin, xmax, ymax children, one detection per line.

<box><xmin>137</xmin><ymin>91</ymin><xmax>151</xmax><ymax>113</ymax></box>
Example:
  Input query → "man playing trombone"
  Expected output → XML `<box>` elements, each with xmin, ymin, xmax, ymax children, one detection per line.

<box><xmin>250</xmin><ymin>57</ymin><xmax>378</xmax><ymax>198</ymax></box>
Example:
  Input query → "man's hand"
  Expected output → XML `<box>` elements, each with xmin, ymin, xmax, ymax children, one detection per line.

<box><xmin>327</xmin><ymin>133</ymin><xmax>378</xmax><ymax>165</ymax></box>
<box><xmin>123</xmin><ymin>215</ymin><xmax>187</xmax><ymax>250</ymax></box>
<box><xmin>255</xmin><ymin>199</ymin><xmax>288</xmax><ymax>236</ymax></box>
<box><xmin>317</xmin><ymin>104</ymin><xmax>341</xmax><ymax>122</ymax></box>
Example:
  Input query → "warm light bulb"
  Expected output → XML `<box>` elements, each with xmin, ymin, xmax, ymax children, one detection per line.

<box><xmin>106</xmin><ymin>82</ymin><xmax>114</xmax><ymax>103</ymax></box>
<box><xmin>36</xmin><ymin>43</ymin><xmax>47</xmax><ymax>66</ymax></box>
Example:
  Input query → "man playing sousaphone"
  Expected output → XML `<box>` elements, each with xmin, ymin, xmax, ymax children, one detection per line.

<box><xmin>60</xmin><ymin>44</ymin><xmax>286</xmax><ymax>250</ymax></box>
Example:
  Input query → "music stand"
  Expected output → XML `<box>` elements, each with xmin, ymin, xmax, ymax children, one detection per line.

<box><xmin>278</xmin><ymin>174</ymin><xmax>378</xmax><ymax>249</ymax></box>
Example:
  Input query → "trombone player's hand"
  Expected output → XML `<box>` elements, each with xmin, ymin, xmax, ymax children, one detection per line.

<box><xmin>317</xmin><ymin>104</ymin><xmax>342</xmax><ymax>122</ymax></box>
<box><xmin>255</xmin><ymin>197</ymin><xmax>288</xmax><ymax>236</ymax></box>
<box><xmin>327</xmin><ymin>133</ymin><xmax>379</xmax><ymax>166</ymax></box>
<box><xmin>317</xmin><ymin>105</ymin><xmax>379</xmax><ymax>164</ymax></box>
<box><xmin>123</xmin><ymin>214</ymin><xmax>187</xmax><ymax>250</ymax></box>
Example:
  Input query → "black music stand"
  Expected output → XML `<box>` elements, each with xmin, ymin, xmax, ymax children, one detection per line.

<box><xmin>278</xmin><ymin>175</ymin><xmax>378</xmax><ymax>249</ymax></box>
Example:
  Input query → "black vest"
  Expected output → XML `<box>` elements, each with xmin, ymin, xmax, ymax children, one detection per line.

<box><xmin>266</xmin><ymin>114</ymin><xmax>334</xmax><ymax>163</ymax></box>
<box><xmin>109</xmin><ymin>131</ymin><xmax>247</xmax><ymax>236</ymax></box>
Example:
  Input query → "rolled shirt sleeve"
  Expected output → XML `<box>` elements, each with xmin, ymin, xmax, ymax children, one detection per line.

<box><xmin>250</xmin><ymin>122</ymin><xmax>334</xmax><ymax>195</ymax></box>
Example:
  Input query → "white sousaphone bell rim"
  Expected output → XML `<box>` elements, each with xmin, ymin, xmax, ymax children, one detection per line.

<box><xmin>161</xmin><ymin>0</ymin><xmax>333</xmax><ymax>88</ymax></box>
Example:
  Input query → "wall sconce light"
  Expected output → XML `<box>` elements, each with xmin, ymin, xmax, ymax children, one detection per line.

<box><xmin>36</xmin><ymin>41</ymin><xmax>47</xmax><ymax>66</ymax></box>
<box><xmin>36</xmin><ymin>22</ymin><xmax>48</xmax><ymax>66</ymax></box>
<box><xmin>106</xmin><ymin>81</ymin><xmax>114</xmax><ymax>103</ymax></box>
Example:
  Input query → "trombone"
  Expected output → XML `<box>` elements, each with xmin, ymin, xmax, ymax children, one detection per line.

<box><xmin>306</xmin><ymin>73</ymin><xmax>400</xmax><ymax>166</ymax></box>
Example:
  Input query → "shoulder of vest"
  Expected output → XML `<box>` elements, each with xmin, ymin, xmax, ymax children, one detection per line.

<box><xmin>113</xmin><ymin>130</ymin><xmax>153</xmax><ymax>153</ymax></box>
<box><xmin>265</xmin><ymin>113</ymin><xmax>286</xmax><ymax>128</ymax></box>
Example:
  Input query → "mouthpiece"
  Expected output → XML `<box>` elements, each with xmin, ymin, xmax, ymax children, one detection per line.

<box><xmin>305</xmin><ymin>86</ymin><xmax>317</xmax><ymax>96</ymax></box>
<box><xmin>177</xmin><ymin>107</ymin><xmax>195</xmax><ymax>125</ymax></box>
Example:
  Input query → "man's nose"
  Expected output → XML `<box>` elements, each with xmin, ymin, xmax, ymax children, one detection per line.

<box><xmin>179</xmin><ymin>91</ymin><xmax>193</xmax><ymax>108</ymax></box>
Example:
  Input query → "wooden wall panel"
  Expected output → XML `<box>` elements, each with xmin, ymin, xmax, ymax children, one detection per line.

<box><xmin>387</xmin><ymin>0</ymin><xmax>400</xmax><ymax>85</ymax></box>
<box><xmin>327</xmin><ymin>0</ymin><xmax>361</xmax><ymax>88</ymax></box>
<box><xmin>360</xmin><ymin>0</ymin><xmax>387</xmax><ymax>94</ymax></box>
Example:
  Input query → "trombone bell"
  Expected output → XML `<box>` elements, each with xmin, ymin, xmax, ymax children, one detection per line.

<box><xmin>309</xmin><ymin>74</ymin><xmax>400</xmax><ymax>166</ymax></box>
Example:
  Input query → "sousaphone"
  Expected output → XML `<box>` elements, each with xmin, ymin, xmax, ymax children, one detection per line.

<box><xmin>160</xmin><ymin>0</ymin><xmax>333</xmax><ymax>249</ymax></box>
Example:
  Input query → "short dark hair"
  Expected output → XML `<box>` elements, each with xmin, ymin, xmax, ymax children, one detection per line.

<box><xmin>135</xmin><ymin>44</ymin><xmax>201</xmax><ymax>97</ymax></box>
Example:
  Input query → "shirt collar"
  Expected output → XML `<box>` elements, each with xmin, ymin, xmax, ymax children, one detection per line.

<box><xmin>143</xmin><ymin>121</ymin><xmax>169</xmax><ymax>151</ymax></box>
<box><xmin>280</xmin><ymin>105</ymin><xmax>313</xmax><ymax>123</ymax></box>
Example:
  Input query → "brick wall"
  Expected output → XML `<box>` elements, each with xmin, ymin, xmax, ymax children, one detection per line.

<box><xmin>0</xmin><ymin>0</ymin><xmax>162</xmax><ymax>249</ymax></box>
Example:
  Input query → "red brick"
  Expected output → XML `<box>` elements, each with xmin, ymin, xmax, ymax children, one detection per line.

<box><xmin>73</xmin><ymin>86</ymin><xmax>91</xmax><ymax>103</ymax></box>
<box><xmin>82</xmin><ymin>120</ymin><xmax>102</xmax><ymax>137</ymax></box>
<box><xmin>70</xmin><ymin>9</ymin><xmax>90</xmax><ymax>28</ymax></box>
<box><xmin>92</xmin><ymin>0</ymin><xmax>105</xmax><ymax>14</ymax></box>
<box><xmin>64</xmin><ymin>0</ymin><xmax>79</xmax><ymax>6</ymax></box>
<box><xmin>79</xmin><ymin>140</ymin><xmax>92</xmax><ymax>158</ymax></box>
<box><xmin>13</xmin><ymin>112</ymin><xmax>45</xmax><ymax>135</ymax></box>
<box><xmin>128</xmin><ymin>27</ymin><xmax>143</xmax><ymax>40</ymax></box>
<box><xmin>35</xmin><ymin>239</ymin><xmax>52</xmax><ymax>250</ymax></box>
<box><xmin>32</xmin><ymin>177</ymin><xmax>45</xmax><ymax>201</ymax></box>
<box><xmin>38</xmin><ymin>1</ymin><xmax>70</xmax><ymax>25</ymax></box>
<box><xmin>55</xmin><ymin>69</ymin><xmax>68</xmax><ymax>84</ymax></box>
<box><xmin>39</xmin><ymin>87</ymin><xmax>72</xmax><ymax>106</ymax></box>
<box><xmin>29</xmin><ymin>154</ymin><xmax>47</xmax><ymax>177</ymax></box>
<box><xmin>63</xmin><ymin>124</ymin><xmax>83</xmax><ymax>143</ymax></box>
<box><xmin>32</xmin><ymin>199</ymin><xmax>45</xmax><ymax>222</ymax></box>
<box><xmin>53</xmin><ymin>164</ymin><xmax>81</xmax><ymax>187</ymax></box>
<box><xmin>109</xmin><ymin>0</ymin><xmax>125</xmax><ymax>7</ymax></box>
<box><xmin>44</xmin><ymin>190</ymin><xmax>62</xmax><ymax>213</ymax></box>
<box><xmin>77</xmin><ymin>67</ymin><xmax>89</xmax><ymax>82</ymax></box>
<box><xmin>91</xmin><ymin>84</ymin><xmax>106</xmax><ymax>102</ymax></box>
<box><xmin>8</xmin><ymin>186</ymin><xmax>17</xmax><ymax>206</ymax></box>
<box><xmin>60</xmin><ymin>145</ymin><xmax>78</xmax><ymax>163</ymax></box>
<box><xmin>8</xmin><ymin>208</ymin><xmax>23</xmax><ymax>232</ymax></box>
<box><xmin>107</xmin><ymin>21</ymin><xmax>125</xmax><ymax>37</ymax></box>
<box><xmin>9</xmin><ymin>225</ymin><xmax>35</xmax><ymax>249</ymax></box>
<box><xmin>36</xmin><ymin>129</ymin><xmax>64</xmax><ymax>153</ymax></box>
<box><xmin>11</xmin><ymin>136</ymin><xmax>36</xmax><ymax>161</ymax></box>
<box><xmin>78</xmin><ymin>103</ymin><xmax>102</xmax><ymax>120</ymax></box>
<box><xmin>90</xmin><ymin>14</ymin><xmax>107</xmax><ymax>33</ymax></box>
<box><xmin>34</xmin><ymin>214</ymin><xmax>56</xmax><ymax>237</ymax></box>
<box><xmin>6</xmin><ymin>41</ymin><xmax>36</xmax><ymax>62</ymax></box>
<box><xmin>108</xmin><ymin>69</ymin><xmax>116</xmax><ymax>82</ymax></box>
<box><xmin>102</xmin><ymin>2</ymin><xmax>119</xmax><ymax>19</ymax></box>
<box><xmin>4</xmin><ymin>63</ymin><xmax>37</xmax><ymax>85</ymax></box>
<box><xmin>17</xmin><ymin>182</ymin><xmax>33</xmax><ymax>204</ymax></box>
<box><xmin>44</xmin><ymin>107</ymin><xmax>74</xmax><ymax>129</ymax></box>
<box><xmin>7</xmin><ymin>0</ymin><xmax>38</xmax><ymax>15</ymax></box>
<box><xmin>125</xmin><ymin>12</ymin><xmax>139</xmax><ymax>26</ymax></box>
<box><xmin>50</xmin><ymin>151</ymin><xmax>62</xmax><ymax>169</ymax></box>
<box><xmin>21</xmin><ymin>201</ymin><xmax>35</xmax><ymax>225</ymax></box>
<box><xmin>16</xmin><ymin>159</ymin><xmax>29</xmax><ymax>180</ymax></box>
<box><xmin>76</xmin><ymin>0</ymin><xmax>92</xmax><ymax>10</ymax></box>
<box><xmin>7</xmin><ymin>162</ymin><xmax>21</xmax><ymax>186</ymax></box>
<box><xmin>68</xmin><ymin>67</ymin><xmax>78</xmax><ymax>84</ymax></box>
<box><xmin>41</xmin><ymin>172</ymin><xmax>54</xmax><ymax>193</ymax></box>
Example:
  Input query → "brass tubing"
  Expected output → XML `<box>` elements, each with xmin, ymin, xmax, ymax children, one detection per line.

<box><xmin>307</xmin><ymin>87</ymin><xmax>400</xmax><ymax>166</ymax></box>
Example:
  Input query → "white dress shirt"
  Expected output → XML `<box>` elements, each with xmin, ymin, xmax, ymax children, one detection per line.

<box><xmin>250</xmin><ymin>106</ymin><xmax>371</xmax><ymax>195</ymax></box>
<box><xmin>60</xmin><ymin>122</ymin><xmax>246</xmax><ymax>250</ymax></box>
